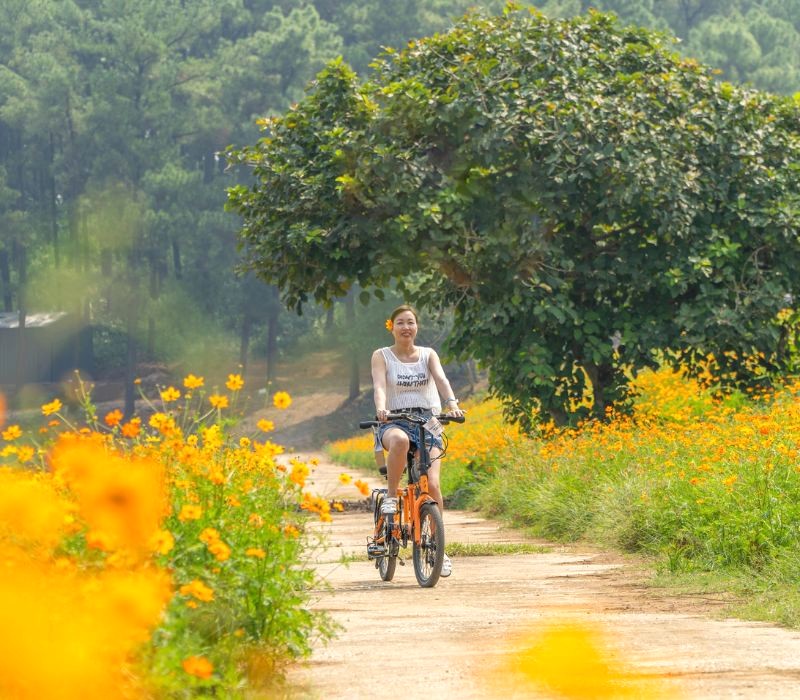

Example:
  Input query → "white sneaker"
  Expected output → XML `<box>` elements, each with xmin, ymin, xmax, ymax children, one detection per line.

<box><xmin>441</xmin><ymin>553</ymin><xmax>452</xmax><ymax>577</ymax></box>
<box><xmin>380</xmin><ymin>497</ymin><xmax>397</xmax><ymax>515</ymax></box>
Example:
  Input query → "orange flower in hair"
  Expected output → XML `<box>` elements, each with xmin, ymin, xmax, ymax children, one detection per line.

<box><xmin>385</xmin><ymin>319</ymin><xmax>393</xmax><ymax>331</ymax></box>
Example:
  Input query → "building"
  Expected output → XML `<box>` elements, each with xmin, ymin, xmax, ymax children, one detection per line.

<box><xmin>0</xmin><ymin>312</ymin><xmax>92</xmax><ymax>386</ymax></box>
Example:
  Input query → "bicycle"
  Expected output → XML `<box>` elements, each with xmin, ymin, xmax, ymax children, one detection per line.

<box><xmin>359</xmin><ymin>411</ymin><xmax>465</xmax><ymax>588</ymax></box>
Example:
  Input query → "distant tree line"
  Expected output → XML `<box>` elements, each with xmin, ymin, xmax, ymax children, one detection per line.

<box><xmin>1</xmin><ymin>0</ymin><xmax>797</xmax><ymax>410</ymax></box>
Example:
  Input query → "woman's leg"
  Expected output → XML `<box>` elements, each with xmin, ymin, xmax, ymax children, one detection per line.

<box><xmin>381</xmin><ymin>428</ymin><xmax>410</xmax><ymax>503</ymax></box>
<box><xmin>425</xmin><ymin>445</ymin><xmax>444</xmax><ymax>513</ymax></box>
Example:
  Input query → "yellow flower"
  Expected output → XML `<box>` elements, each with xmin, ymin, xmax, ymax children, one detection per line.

<box><xmin>178</xmin><ymin>504</ymin><xmax>202</xmax><ymax>522</ymax></box>
<box><xmin>150</xmin><ymin>529</ymin><xmax>175</xmax><ymax>555</ymax></box>
<box><xmin>183</xmin><ymin>374</ymin><xmax>205</xmax><ymax>390</ymax></box>
<box><xmin>2</xmin><ymin>425</ymin><xmax>21</xmax><ymax>441</ymax></box>
<box><xmin>256</xmin><ymin>419</ymin><xmax>274</xmax><ymax>432</ymax></box>
<box><xmin>226</xmin><ymin>373</ymin><xmax>244</xmax><ymax>391</ymax></box>
<box><xmin>209</xmin><ymin>394</ymin><xmax>228</xmax><ymax>409</ymax></box>
<box><xmin>160</xmin><ymin>386</ymin><xmax>181</xmax><ymax>402</ymax></box>
<box><xmin>16</xmin><ymin>446</ymin><xmax>35</xmax><ymax>464</ymax></box>
<box><xmin>182</xmin><ymin>656</ymin><xmax>214</xmax><ymax>679</ymax></box>
<box><xmin>273</xmin><ymin>391</ymin><xmax>292</xmax><ymax>410</ymax></box>
<box><xmin>103</xmin><ymin>409</ymin><xmax>123</xmax><ymax>428</ymax></box>
<box><xmin>333</xmin><ymin>501</ymin><xmax>344</xmax><ymax>512</ymax></box>
<box><xmin>199</xmin><ymin>527</ymin><xmax>220</xmax><ymax>545</ymax></box>
<box><xmin>239</xmin><ymin>437</ymin><xmax>251</xmax><ymax>448</ymax></box>
<box><xmin>245</xmin><ymin>547</ymin><xmax>266</xmax><ymax>559</ymax></box>
<box><xmin>41</xmin><ymin>399</ymin><xmax>62</xmax><ymax>416</ymax></box>
<box><xmin>338</xmin><ymin>473</ymin><xmax>352</xmax><ymax>485</ymax></box>
<box><xmin>385</xmin><ymin>319</ymin><xmax>393</xmax><ymax>331</ymax></box>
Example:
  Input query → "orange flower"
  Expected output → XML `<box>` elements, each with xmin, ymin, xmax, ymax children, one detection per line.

<box><xmin>245</xmin><ymin>547</ymin><xmax>266</xmax><ymax>559</ymax></box>
<box><xmin>183</xmin><ymin>374</ymin><xmax>205</xmax><ymax>390</ymax></box>
<box><xmin>2</xmin><ymin>424</ymin><xmax>22</xmax><ymax>441</ymax></box>
<box><xmin>160</xmin><ymin>386</ymin><xmax>181</xmax><ymax>403</ymax></box>
<box><xmin>208</xmin><ymin>540</ymin><xmax>231</xmax><ymax>562</ymax></box>
<box><xmin>273</xmin><ymin>391</ymin><xmax>292</xmax><ymax>410</ymax></box>
<box><xmin>41</xmin><ymin>399</ymin><xmax>62</xmax><ymax>416</ymax></box>
<box><xmin>104</xmin><ymin>410</ymin><xmax>123</xmax><ymax>428</ymax></box>
<box><xmin>353</xmin><ymin>479</ymin><xmax>370</xmax><ymax>496</ymax></box>
<box><xmin>385</xmin><ymin>319</ymin><xmax>393</xmax><ymax>331</ymax></box>
<box><xmin>182</xmin><ymin>655</ymin><xmax>214</xmax><ymax>680</ymax></box>
<box><xmin>256</xmin><ymin>419</ymin><xmax>274</xmax><ymax>432</ymax></box>
<box><xmin>179</xmin><ymin>579</ymin><xmax>214</xmax><ymax>602</ymax></box>
<box><xmin>226</xmin><ymin>374</ymin><xmax>244</xmax><ymax>391</ymax></box>
<box><xmin>209</xmin><ymin>394</ymin><xmax>228</xmax><ymax>409</ymax></box>
<box><xmin>283</xmin><ymin>524</ymin><xmax>300</xmax><ymax>538</ymax></box>
<box><xmin>120</xmin><ymin>418</ymin><xmax>141</xmax><ymax>438</ymax></box>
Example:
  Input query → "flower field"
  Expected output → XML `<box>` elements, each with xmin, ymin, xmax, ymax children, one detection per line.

<box><xmin>327</xmin><ymin>364</ymin><xmax>800</xmax><ymax>626</ymax></box>
<box><xmin>0</xmin><ymin>373</ymin><xmax>350</xmax><ymax>698</ymax></box>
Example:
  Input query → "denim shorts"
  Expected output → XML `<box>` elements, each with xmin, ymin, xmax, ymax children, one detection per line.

<box><xmin>376</xmin><ymin>410</ymin><xmax>444</xmax><ymax>452</ymax></box>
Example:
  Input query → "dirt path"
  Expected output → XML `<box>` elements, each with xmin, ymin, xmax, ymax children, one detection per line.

<box><xmin>285</xmin><ymin>452</ymin><xmax>800</xmax><ymax>699</ymax></box>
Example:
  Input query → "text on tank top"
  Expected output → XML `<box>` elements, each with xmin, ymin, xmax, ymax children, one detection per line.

<box><xmin>381</xmin><ymin>346</ymin><xmax>441</xmax><ymax>413</ymax></box>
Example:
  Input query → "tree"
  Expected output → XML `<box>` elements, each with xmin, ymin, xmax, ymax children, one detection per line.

<box><xmin>228</xmin><ymin>7</ymin><xmax>800</xmax><ymax>428</ymax></box>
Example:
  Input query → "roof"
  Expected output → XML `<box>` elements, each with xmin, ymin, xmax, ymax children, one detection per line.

<box><xmin>0</xmin><ymin>311</ymin><xmax>71</xmax><ymax>329</ymax></box>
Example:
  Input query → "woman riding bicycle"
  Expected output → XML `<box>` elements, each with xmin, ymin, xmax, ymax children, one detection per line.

<box><xmin>371</xmin><ymin>304</ymin><xmax>464</xmax><ymax>577</ymax></box>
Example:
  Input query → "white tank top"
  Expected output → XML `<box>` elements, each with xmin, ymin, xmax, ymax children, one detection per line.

<box><xmin>381</xmin><ymin>346</ymin><xmax>441</xmax><ymax>413</ymax></box>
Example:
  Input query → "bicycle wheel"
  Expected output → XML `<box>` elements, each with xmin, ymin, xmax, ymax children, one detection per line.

<box><xmin>373</xmin><ymin>491</ymin><xmax>397</xmax><ymax>581</ymax></box>
<box><xmin>412</xmin><ymin>501</ymin><xmax>444</xmax><ymax>587</ymax></box>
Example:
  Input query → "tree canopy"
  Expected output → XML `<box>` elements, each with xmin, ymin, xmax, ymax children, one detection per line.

<box><xmin>227</xmin><ymin>6</ymin><xmax>800</xmax><ymax>427</ymax></box>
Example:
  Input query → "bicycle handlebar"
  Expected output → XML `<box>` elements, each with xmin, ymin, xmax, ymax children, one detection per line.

<box><xmin>359</xmin><ymin>412</ymin><xmax>466</xmax><ymax>429</ymax></box>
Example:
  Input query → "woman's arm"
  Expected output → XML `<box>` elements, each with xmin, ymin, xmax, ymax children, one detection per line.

<box><xmin>371</xmin><ymin>349</ymin><xmax>389</xmax><ymax>421</ymax></box>
<box><xmin>428</xmin><ymin>349</ymin><xmax>464</xmax><ymax>417</ymax></box>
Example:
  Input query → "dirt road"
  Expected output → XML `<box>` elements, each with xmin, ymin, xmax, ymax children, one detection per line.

<box><xmin>286</xmin><ymin>453</ymin><xmax>800</xmax><ymax>699</ymax></box>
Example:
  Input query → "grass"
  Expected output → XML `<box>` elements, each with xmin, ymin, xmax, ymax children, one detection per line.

<box><xmin>339</xmin><ymin>541</ymin><xmax>551</xmax><ymax>563</ymax></box>
<box><xmin>327</xmin><ymin>365</ymin><xmax>800</xmax><ymax>630</ymax></box>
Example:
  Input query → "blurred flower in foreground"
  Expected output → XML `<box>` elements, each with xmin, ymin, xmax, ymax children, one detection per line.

<box><xmin>182</xmin><ymin>656</ymin><xmax>214</xmax><ymax>680</ymax></box>
<box><xmin>487</xmin><ymin>619</ymin><xmax>680</xmax><ymax>699</ymax></box>
<box><xmin>273</xmin><ymin>391</ymin><xmax>292</xmax><ymax>410</ymax></box>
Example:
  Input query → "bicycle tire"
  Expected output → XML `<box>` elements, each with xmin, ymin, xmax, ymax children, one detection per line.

<box><xmin>373</xmin><ymin>491</ymin><xmax>397</xmax><ymax>581</ymax></box>
<box><xmin>412</xmin><ymin>501</ymin><xmax>444</xmax><ymax>587</ymax></box>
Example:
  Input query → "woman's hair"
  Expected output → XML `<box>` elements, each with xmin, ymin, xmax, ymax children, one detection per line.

<box><xmin>390</xmin><ymin>304</ymin><xmax>419</xmax><ymax>323</ymax></box>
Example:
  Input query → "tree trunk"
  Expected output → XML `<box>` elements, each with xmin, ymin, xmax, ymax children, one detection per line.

<box><xmin>265</xmin><ymin>287</ymin><xmax>280</xmax><ymax>384</ymax></box>
<box><xmin>345</xmin><ymin>291</ymin><xmax>359</xmax><ymax>400</ymax></box>
<box><xmin>49</xmin><ymin>132</ymin><xmax>60</xmax><ymax>268</ymax></box>
<box><xmin>123</xmin><ymin>261</ymin><xmax>140</xmax><ymax>418</ymax></box>
<box><xmin>14</xmin><ymin>243</ymin><xmax>27</xmax><ymax>392</ymax></box>
<box><xmin>172</xmin><ymin>239</ymin><xmax>182</xmax><ymax>279</ymax></box>
<box><xmin>239</xmin><ymin>313</ymin><xmax>251</xmax><ymax>371</ymax></box>
<box><xmin>0</xmin><ymin>248</ymin><xmax>12</xmax><ymax>311</ymax></box>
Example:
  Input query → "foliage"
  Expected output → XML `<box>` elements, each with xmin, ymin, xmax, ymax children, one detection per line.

<box><xmin>472</xmin><ymin>365</ymin><xmax>800</xmax><ymax>582</ymax></box>
<box><xmin>0</xmin><ymin>374</ymin><xmax>370</xmax><ymax>697</ymax></box>
<box><xmin>228</xmin><ymin>7</ymin><xmax>800</xmax><ymax>427</ymax></box>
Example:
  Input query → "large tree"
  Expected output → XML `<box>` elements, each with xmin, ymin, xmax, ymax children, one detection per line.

<box><xmin>227</xmin><ymin>7</ymin><xmax>800</xmax><ymax>427</ymax></box>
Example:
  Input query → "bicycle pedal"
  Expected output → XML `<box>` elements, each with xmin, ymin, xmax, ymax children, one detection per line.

<box><xmin>367</xmin><ymin>543</ymin><xmax>386</xmax><ymax>559</ymax></box>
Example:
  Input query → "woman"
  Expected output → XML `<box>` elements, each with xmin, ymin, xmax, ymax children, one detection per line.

<box><xmin>371</xmin><ymin>304</ymin><xmax>464</xmax><ymax>577</ymax></box>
